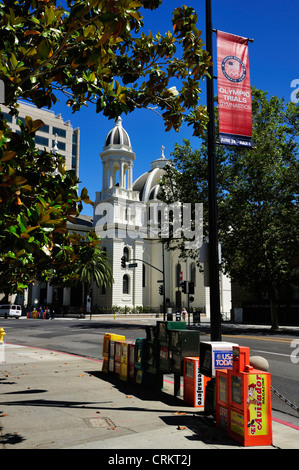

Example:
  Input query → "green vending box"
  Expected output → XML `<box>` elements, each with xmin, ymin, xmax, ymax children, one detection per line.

<box><xmin>157</xmin><ymin>320</ymin><xmax>186</xmax><ymax>342</ymax></box>
<box><xmin>145</xmin><ymin>325</ymin><xmax>158</xmax><ymax>370</ymax></box>
<box><xmin>157</xmin><ymin>320</ymin><xmax>186</xmax><ymax>373</ymax></box>
<box><xmin>134</xmin><ymin>338</ymin><xmax>147</xmax><ymax>384</ymax></box>
<box><xmin>168</xmin><ymin>329</ymin><xmax>200</xmax><ymax>375</ymax></box>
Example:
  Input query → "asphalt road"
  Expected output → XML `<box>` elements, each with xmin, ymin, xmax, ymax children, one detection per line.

<box><xmin>1</xmin><ymin>316</ymin><xmax>298</xmax><ymax>427</ymax></box>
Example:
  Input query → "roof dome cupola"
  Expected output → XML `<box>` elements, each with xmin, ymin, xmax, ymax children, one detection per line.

<box><xmin>133</xmin><ymin>146</ymin><xmax>170</xmax><ymax>202</ymax></box>
<box><xmin>100</xmin><ymin>117</ymin><xmax>135</xmax><ymax>193</ymax></box>
<box><xmin>104</xmin><ymin>116</ymin><xmax>131</xmax><ymax>149</ymax></box>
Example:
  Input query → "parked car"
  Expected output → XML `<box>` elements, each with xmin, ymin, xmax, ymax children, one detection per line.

<box><xmin>0</xmin><ymin>304</ymin><xmax>22</xmax><ymax>318</ymax></box>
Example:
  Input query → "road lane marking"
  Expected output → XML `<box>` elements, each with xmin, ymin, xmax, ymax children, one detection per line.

<box><xmin>251</xmin><ymin>349</ymin><xmax>291</xmax><ymax>358</ymax></box>
<box><xmin>223</xmin><ymin>334</ymin><xmax>294</xmax><ymax>344</ymax></box>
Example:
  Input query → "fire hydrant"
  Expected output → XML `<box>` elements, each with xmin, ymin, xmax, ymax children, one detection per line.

<box><xmin>0</xmin><ymin>327</ymin><xmax>6</xmax><ymax>343</ymax></box>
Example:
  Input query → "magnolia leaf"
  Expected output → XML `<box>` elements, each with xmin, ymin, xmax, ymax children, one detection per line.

<box><xmin>14</xmin><ymin>176</ymin><xmax>27</xmax><ymax>185</ymax></box>
<box><xmin>37</xmin><ymin>39</ymin><xmax>52</xmax><ymax>60</ymax></box>
<box><xmin>1</xmin><ymin>150</ymin><xmax>17</xmax><ymax>162</ymax></box>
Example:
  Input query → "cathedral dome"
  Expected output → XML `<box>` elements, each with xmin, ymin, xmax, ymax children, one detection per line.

<box><xmin>133</xmin><ymin>146</ymin><xmax>169</xmax><ymax>202</ymax></box>
<box><xmin>104</xmin><ymin>116</ymin><xmax>131</xmax><ymax>149</ymax></box>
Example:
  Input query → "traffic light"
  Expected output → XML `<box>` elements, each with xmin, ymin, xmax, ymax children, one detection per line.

<box><xmin>189</xmin><ymin>282</ymin><xmax>194</xmax><ymax>294</ymax></box>
<box><xmin>159</xmin><ymin>285</ymin><xmax>164</xmax><ymax>295</ymax></box>
<box><xmin>121</xmin><ymin>256</ymin><xmax>126</xmax><ymax>268</ymax></box>
<box><xmin>182</xmin><ymin>281</ymin><xmax>187</xmax><ymax>294</ymax></box>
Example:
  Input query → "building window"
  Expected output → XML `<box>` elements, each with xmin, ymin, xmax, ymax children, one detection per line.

<box><xmin>39</xmin><ymin>124</ymin><xmax>49</xmax><ymax>133</ymax></box>
<box><xmin>72</xmin><ymin>142</ymin><xmax>77</xmax><ymax>156</ymax></box>
<box><xmin>53</xmin><ymin>126</ymin><xmax>66</xmax><ymax>138</ymax></box>
<box><xmin>123</xmin><ymin>246</ymin><xmax>130</xmax><ymax>262</ymax></box>
<box><xmin>35</xmin><ymin>135</ymin><xmax>49</xmax><ymax>146</ymax></box>
<box><xmin>52</xmin><ymin>140</ymin><xmax>65</xmax><ymax>151</ymax></box>
<box><xmin>176</xmin><ymin>263</ymin><xmax>181</xmax><ymax>287</ymax></box>
<box><xmin>2</xmin><ymin>112</ymin><xmax>12</xmax><ymax>123</ymax></box>
<box><xmin>123</xmin><ymin>274</ymin><xmax>129</xmax><ymax>294</ymax></box>
<box><xmin>72</xmin><ymin>156</ymin><xmax>77</xmax><ymax>170</ymax></box>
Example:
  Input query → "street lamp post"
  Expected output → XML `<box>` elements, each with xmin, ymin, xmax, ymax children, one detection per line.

<box><xmin>206</xmin><ymin>0</ymin><xmax>222</xmax><ymax>341</ymax></box>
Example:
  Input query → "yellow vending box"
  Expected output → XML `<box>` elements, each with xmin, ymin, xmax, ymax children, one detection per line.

<box><xmin>120</xmin><ymin>341</ymin><xmax>134</xmax><ymax>381</ymax></box>
<box><xmin>102</xmin><ymin>333</ymin><xmax>125</xmax><ymax>373</ymax></box>
<box><xmin>114</xmin><ymin>340</ymin><xmax>126</xmax><ymax>376</ymax></box>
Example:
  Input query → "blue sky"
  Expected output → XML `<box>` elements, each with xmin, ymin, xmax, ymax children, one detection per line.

<box><xmin>51</xmin><ymin>0</ymin><xmax>299</xmax><ymax>217</ymax></box>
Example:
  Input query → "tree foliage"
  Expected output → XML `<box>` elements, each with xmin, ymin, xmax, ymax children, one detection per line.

<box><xmin>0</xmin><ymin>0</ymin><xmax>212</xmax><ymax>294</ymax></box>
<box><xmin>0</xmin><ymin>0</ymin><xmax>211</xmax><ymax>134</ymax></box>
<box><xmin>159</xmin><ymin>88</ymin><xmax>299</xmax><ymax>329</ymax></box>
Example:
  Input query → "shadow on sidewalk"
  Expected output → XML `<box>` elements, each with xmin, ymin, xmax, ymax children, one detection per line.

<box><xmin>87</xmin><ymin>369</ymin><xmax>186</xmax><ymax>408</ymax></box>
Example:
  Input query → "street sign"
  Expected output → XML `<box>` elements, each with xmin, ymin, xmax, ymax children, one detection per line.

<box><xmin>128</xmin><ymin>263</ymin><xmax>138</xmax><ymax>268</ymax></box>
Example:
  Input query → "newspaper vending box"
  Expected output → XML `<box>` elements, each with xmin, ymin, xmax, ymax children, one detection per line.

<box><xmin>102</xmin><ymin>333</ymin><xmax>125</xmax><ymax>373</ymax></box>
<box><xmin>216</xmin><ymin>346</ymin><xmax>273</xmax><ymax>447</ymax></box>
<box><xmin>183</xmin><ymin>357</ymin><xmax>211</xmax><ymax>408</ymax></box>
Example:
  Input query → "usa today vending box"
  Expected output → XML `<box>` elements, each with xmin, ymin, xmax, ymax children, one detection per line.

<box><xmin>200</xmin><ymin>341</ymin><xmax>239</xmax><ymax>378</ymax></box>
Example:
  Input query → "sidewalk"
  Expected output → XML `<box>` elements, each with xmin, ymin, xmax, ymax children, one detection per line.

<box><xmin>1</xmin><ymin>343</ymin><xmax>298</xmax><ymax>450</ymax></box>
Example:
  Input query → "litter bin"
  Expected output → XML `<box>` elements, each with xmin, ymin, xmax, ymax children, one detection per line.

<box><xmin>176</xmin><ymin>311</ymin><xmax>181</xmax><ymax>321</ymax></box>
<box><xmin>193</xmin><ymin>312</ymin><xmax>201</xmax><ymax>324</ymax></box>
<box><xmin>167</xmin><ymin>312</ymin><xmax>173</xmax><ymax>321</ymax></box>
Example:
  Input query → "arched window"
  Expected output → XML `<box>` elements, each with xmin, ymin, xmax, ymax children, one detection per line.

<box><xmin>176</xmin><ymin>263</ymin><xmax>181</xmax><ymax>287</ymax></box>
<box><xmin>123</xmin><ymin>246</ymin><xmax>129</xmax><ymax>262</ymax></box>
<box><xmin>123</xmin><ymin>274</ymin><xmax>129</xmax><ymax>294</ymax></box>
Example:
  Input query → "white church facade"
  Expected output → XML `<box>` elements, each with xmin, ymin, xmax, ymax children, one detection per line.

<box><xmin>90</xmin><ymin>117</ymin><xmax>232</xmax><ymax>319</ymax></box>
<box><xmin>11</xmin><ymin>112</ymin><xmax>231</xmax><ymax>319</ymax></box>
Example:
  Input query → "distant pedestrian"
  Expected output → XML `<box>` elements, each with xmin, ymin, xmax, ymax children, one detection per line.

<box><xmin>181</xmin><ymin>307</ymin><xmax>187</xmax><ymax>321</ymax></box>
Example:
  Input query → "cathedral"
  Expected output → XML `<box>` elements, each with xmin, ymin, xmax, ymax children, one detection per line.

<box><xmin>89</xmin><ymin>117</ymin><xmax>232</xmax><ymax>319</ymax></box>
<box><xmin>19</xmin><ymin>115</ymin><xmax>231</xmax><ymax>319</ymax></box>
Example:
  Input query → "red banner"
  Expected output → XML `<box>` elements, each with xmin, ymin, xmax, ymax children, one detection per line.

<box><xmin>217</xmin><ymin>31</ymin><xmax>252</xmax><ymax>147</ymax></box>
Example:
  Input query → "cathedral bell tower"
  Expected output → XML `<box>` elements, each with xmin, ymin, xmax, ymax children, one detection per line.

<box><xmin>93</xmin><ymin>117</ymin><xmax>144</xmax><ymax>309</ymax></box>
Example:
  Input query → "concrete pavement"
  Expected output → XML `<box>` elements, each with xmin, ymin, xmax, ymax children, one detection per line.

<box><xmin>1</xmin><ymin>343</ymin><xmax>298</xmax><ymax>451</ymax></box>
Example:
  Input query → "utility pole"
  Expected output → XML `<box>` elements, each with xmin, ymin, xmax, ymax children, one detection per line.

<box><xmin>162</xmin><ymin>242</ymin><xmax>166</xmax><ymax>321</ymax></box>
<box><xmin>206</xmin><ymin>0</ymin><xmax>222</xmax><ymax>341</ymax></box>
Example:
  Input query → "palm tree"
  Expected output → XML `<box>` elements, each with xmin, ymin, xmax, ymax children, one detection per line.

<box><xmin>76</xmin><ymin>243</ymin><xmax>113</xmax><ymax>312</ymax></box>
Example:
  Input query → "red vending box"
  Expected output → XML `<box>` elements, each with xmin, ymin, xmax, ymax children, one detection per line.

<box><xmin>128</xmin><ymin>343</ymin><xmax>135</xmax><ymax>381</ymax></box>
<box><xmin>183</xmin><ymin>357</ymin><xmax>210</xmax><ymax>408</ymax></box>
<box><xmin>227</xmin><ymin>346</ymin><xmax>272</xmax><ymax>447</ymax></box>
<box><xmin>216</xmin><ymin>369</ymin><xmax>229</xmax><ymax>431</ymax></box>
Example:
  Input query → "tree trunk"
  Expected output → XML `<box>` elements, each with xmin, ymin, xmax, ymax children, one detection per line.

<box><xmin>270</xmin><ymin>295</ymin><xmax>280</xmax><ymax>331</ymax></box>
